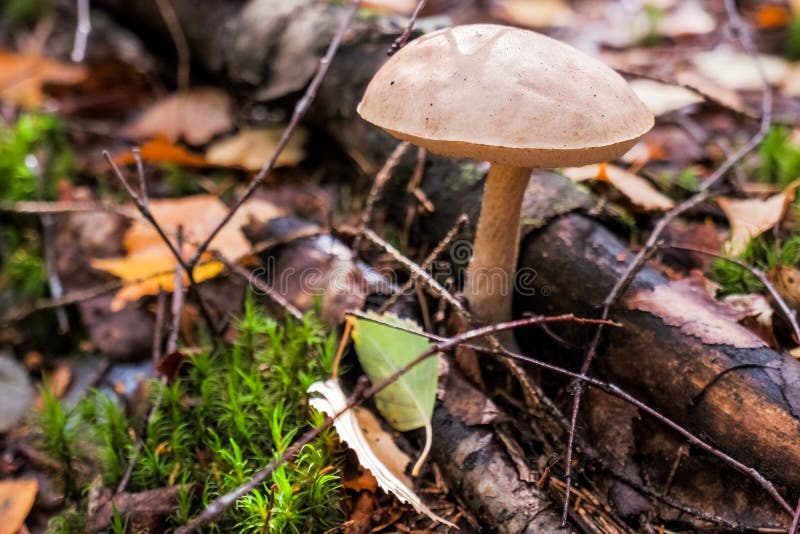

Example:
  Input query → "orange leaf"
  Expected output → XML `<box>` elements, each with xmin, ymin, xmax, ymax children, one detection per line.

<box><xmin>112</xmin><ymin>139</ymin><xmax>208</xmax><ymax>168</ymax></box>
<box><xmin>0</xmin><ymin>49</ymin><xmax>87</xmax><ymax>108</ymax></box>
<box><xmin>0</xmin><ymin>479</ymin><xmax>38</xmax><ymax>534</ymax></box>
<box><xmin>121</xmin><ymin>88</ymin><xmax>233</xmax><ymax>145</ymax></box>
<box><xmin>754</xmin><ymin>4</ymin><xmax>791</xmax><ymax>29</ymax></box>
<box><xmin>563</xmin><ymin>164</ymin><xmax>674</xmax><ymax>211</ymax></box>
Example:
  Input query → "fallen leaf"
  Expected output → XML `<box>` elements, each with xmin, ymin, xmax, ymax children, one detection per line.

<box><xmin>675</xmin><ymin>69</ymin><xmax>747</xmax><ymax>114</ymax></box>
<box><xmin>361</xmin><ymin>0</ymin><xmax>418</xmax><ymax>14</ymax></box>
<box><xmin>629</xmin><ymin>79</ymin><xmax>703</xmax><ymax>116</ymax></box>
<box><xmin>718</xmin><ymin>181</ymin><xmax>800</xmax><ymax>255</ymax></box>
<box><xmin>656</xmin><ymin>1</ymin><xmax>715</xmax><ymax>37</ymax></box>
<box><xmin>781</xmin><ymin>65</ymin><xmax>800</xmax><ymax>97</ymax></box>
<box><xmin>627</xmin><ymin>277</ymin><xmax>766</xmax><ymax>348</ymax></box>
<box><xmin>113</xmin><ymin>139</ymin><xmax>208</xmax><ymax>168</ymax></box>
<box><xmin>563</xmin><ymin>163</ymin><xmax>675</xmax><ymax>210</ymax></box>
<box><xmin>723</xmin><ymin>293</ymin><xmax>777</xmax><ymax>347</ymax></box>
<box><xmin>0</xmin><ymin>49</ymin><xmax>87</xmax><ymax>108</ymax></box>
<box><xmin>769</xmin><ymin>265</ymin><xmax>800</xmax><ymax>309</ymax></box>
<box><xmin>91</xmin><ymin>195</ymin><xmax>283</xmax><ymax>310</ymax></box>
<box><xmin>205</xmin><ymin>128</ymin><xmax>306</xmax><ymax>170</ymax></box>
<box><xmin>121</xmin><ymin>88</ymin><xmax>233</xmax><ymax>145</ymax></box>
<box><xmin>0</xmin><ymin>479</ymin><xmax>38</xmax><ymax>534</ymax></box>
<box><xmin>0</xmin><ymin>354</ymin><xmax>34</xmax><ymax>432</ymax></box>
<box><xmin>489</xmin><ymin>0</ymin><xmax>574</xmax><ymax>27</ymax></box>
<box><xmin>307</xmin><ymin>379</ymin><xmax>455</xmax><ymax>527</ymax></box>
<box><xmin>754</xmin><ymin>4</ymin><xmax>792</xmax><ymax>29</ymax></box>
<box><xmin>691</xmin><ymin>49</ymin><xmax>789</xmax><ymax>91</ymax></box>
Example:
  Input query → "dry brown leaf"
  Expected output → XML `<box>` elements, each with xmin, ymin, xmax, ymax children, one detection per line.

<box><xmin>781</xmin><ymin>65</ymin><xmax>800</xmax><ymax>97</ymax></box>
<box><xmin>769</xmin><ymin>265</ymin><xmax>800</xmax><ymax>309</ymax></box>
<box><xmin>121</xmin><ymin>88</ymin><xmax>233</xmax><ymax>145</ymax></box>
<box><xmin>627</xmin><ymin>279</ymin><xmax>766</xmax><ymax>348</ymax></box>
<box><xmin>112</xmin><ymin>139</ymin><xmax>208</xmax><ymax>168</ymax></box>
<box><xmin>563</xmin><ymin>163</ymin><xmax>674</xmax><ymax>210</ymax></box>
<box><xmin>723</xmin><ymin>293</ymin><xmax>777</xmax><ymax>347</ymax></box>
<box><xmin>0</xmin><ymin>479</ymin><xmax>38</xmax><ymax>534</ymax></box>
<box><xmin>308</xmin><ymin>379</ymin><xmax>456</xmax><ymax>527</ymax></box>
<box><xmin>361</xmin><ymin>0</ymin><xmax>418</xmax><ymax>14</ymax></box>
<box><xmin>675</xmin><ymin>69</ymin><xmax>747</xmax><ymax>113</ymax></box>
<box><xmin>718</xmin><ymin>181</ymin><xmax>800</xmax><ymax>255</ymax></box>
<box><xmin>691</xmin><ymin>49</ymin><xmax>789</xmax><ymax>91</ymax></box>
<box><xmin>205</xmin><ymin>128</ymin><xmax>306</xmax><ymax>170</ymax></box>
<box><xmin>490</xmin><ymin>0</ymin><xmax>574</xmax><ymax>27</ymax></box>
<box><xmin>629</xmin><ymin>79</ymin><xmax>703</xmax><ymax>116</ymax></box>
<box><xmin>657</xmin><ymin>1</ymin><xmax>715</xmax><ymax>37</ymax></box>
<box><xmin>354</xmin><ymin>407</ymin><xmax>413</xmax><ymax>488</ymax></box>
<box><xmin>754</xmin><ymin>4</ymin><xmax>792</xmax><ymax>29</ymax></box>
<box><xmin>91</xmin><ymin>195</ymin><xmax>283</xmax><ymax>310</ymax></box>
<box><xmin>0</xmin><ymin>49</ymin><xmax>87</xmax><ymax>108</ymax></box>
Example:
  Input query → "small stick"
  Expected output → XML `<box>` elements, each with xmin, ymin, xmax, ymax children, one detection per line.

<box><xmin>561</xmin><ymin>0</ymin><xmax>775</xmax><ymax>521</ymax></box>
<box><xmin>186</xmin><ymin>0</ymin><xmax>362</xmax><ymax>271</ymax></box>
<box><xmin>790</xmin><ymin>495</ymin><xmax>800</xmax><ymax>534</ymax></box>
<box><xmin>387</xmin><ymin>0</ymin><xmax>427</xmax><ymax>55</ymax></box>
<box><xmin>154</xmin><ymin>0</ymin><xmax>190</xmax><ymax>91</ymax></box>
<box><xmin>353</xmin><ymin>141</ymin><xmax>410</xmax><ymax>251</ymax></box>
<box><xmin>70</xmin><ymin>0</ymin><xmax>91</xmax><ymax>63</ymax></box>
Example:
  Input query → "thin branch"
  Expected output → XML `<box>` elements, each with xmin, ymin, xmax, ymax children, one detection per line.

<box><xmin>70</xmin><ymin>0</ymin><xmax>91</xmax><ymax>63</ymax></box>
<box><xmin>353</xmin><ymin>141</ymin><xmax>410</xmax><ymax>251</ymax></box>
<box><xmin>175</xmin><ymin>314</ymin><xmax>608</xmax><ymax>533</ymax></box>
<box><xmin>665</xmin><ymin>244</ymin><xmax>800</xmax><ymax>343</ymax></box>
<box><xmin>387</xmin><ymin>0</ymin><xmax>427</xmax><ymax>55</ymax></box>
<box><xmin>153</xmin><ymin>0</ymin><xmax>190</xmax><ymax>91</ymax></box>
<box><xmin>186</xmin><ymin>0</ymin><xmax>362</xmax><ymax>271</ymax></box>
<box><xmin>0</xmin><ymin>199</ymin><xmax>135</xmax><ymax>217</ymax></box>
<box><xmin>791</xmin><ymin>495</ymin><xmax>800</xmax><ymax>534</ymax></box>
<box><xmin>561</xmin><ymin>0</ymin><xmax>774</xmax><ymax>522</ymax></box>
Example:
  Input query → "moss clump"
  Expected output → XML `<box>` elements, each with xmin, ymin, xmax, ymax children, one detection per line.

<box><xmin>711</xmin><ymin>236</ymin><xmax>800</xmax><ymax>295</ymax></box>
<box><xmin>43</xmin><ymin>297</ymin><xmax>342</xmax><ymax>533</ymax></box>
<box><xmin>756</xmin><ymin>126</ymin><xmax>800</xmax><ymax>187</ymax></box>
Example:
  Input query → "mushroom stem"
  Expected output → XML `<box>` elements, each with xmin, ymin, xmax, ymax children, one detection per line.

<box><xmin>464</xmin><ymin>164</ymin><xmax>532</xmax><ymax>327</ymax></box>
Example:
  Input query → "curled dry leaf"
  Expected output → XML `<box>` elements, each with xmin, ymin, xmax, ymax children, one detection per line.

<box><xmin>674</xmin><ymin>69</ymin><xmax>747</xmax><ymax>114</ymax></box>
<box><xmin>307</xmin><ymin>379</ymin><xmax>456</xmax><ymax>528</ymax></box>
<box><xmin>121</xmin><ymin>88</ymin><xmax>233</xmax><ymax>145</ymax></box>
<box><xmin>0</xmin><ymin>49</ymin><xmax>87</xmax><ymax>108</ymax></box>
<box><xmin>0</xmin><ymin>479</ymin><xmax>38</xmax><ymax>534</ymax></box>
<box><xmin>629</xmin><ymin>78</ymin><xmax>703</xmax><ymax>116</ymax></box>
<box><xmin>690</xmin><ymin>49</ymin><xmax>789</xmax><ymax>91</ymax></box>
<box><xmin>205</xmin><ymin>128</ymin><xmax>307</xmax><ymax>171</ymax></box>
<box><xmin>91</xmin><ymin>195</ymin><xmax>283</xmax><ymax>310</ymax></box>
<box><xmin>656</xmin><ymin>0</ymin><xmax>715</xmax><ymax>37</ymax></box>
<box><xmin>489</xmin><ymin>0</ymin><xmax>574</xmax><ymax>28</ymax></box>
<box><xmin>723</xmin><ymin>293</ymin><xmax>777</xmax><ymax>347</ymax></box>
<box><xmin>563</xmin><ymin>163</ymin><xmax>674</xmax><ymax>210</ymax></box>
<box><xmin>718</xmin><ymin>181</ymin><xmax>800</xmax><ymax>255</ymax></box>
<box><xmin>627</xmin><ymin>277</ymin><xmax>766</xmax><ymax>348</ymax></box>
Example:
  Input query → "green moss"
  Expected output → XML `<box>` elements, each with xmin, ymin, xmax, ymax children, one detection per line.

<box><xmin>44</xmin><ymin>296</ymin><xmax>342</xmax><ymax>532</ymax></box>
<box><xmin>711</xmin><ymin>235</ymin><xmax>800</xmax><ymax>295</ymax></box>
<box><xmin>756</xmin><ymin>126</ymin><xmax>800</xmax><ymax>187</ymax></box>
<box><xmin>787</xmin><ymin>16</ymin><xmax>800</xmax><ymax>60</ymax></box>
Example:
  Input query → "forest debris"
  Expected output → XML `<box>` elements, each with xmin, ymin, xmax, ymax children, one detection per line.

<box><xmin>0</xmin><ymin>49</ymin><xmax>87</xmax><ymax>108</ymax></box>
<box><xmin>205</xmin><ymin>128</ymin><xmax>307</xmax><ymax>170</ymax></box>
<box><xmin>0</xmin><ymin>354</ymin><xmax>34</xmax><ymax>432</ymax></box>
<box><xmin>90</xmin><ymin>195</ymin><xmax>282</xmax><ymax>310</ymax></box>
<box><xmin>690</xmin><ymin>49</ymin><xmax>789</xmax><ymax>91</ymax></box>
<box><xmin>361</xmin><ymin>0</ymin><xmax>418</xmax><ymax>15</ymax></box>
<box><xmin>723</xmin><ymin>293</ymin><xmax>776</xmax><ymax>347</ymax></box>
<box><xmin>86</xmin><ymin>484</ymin><xmax>184</xmax><ymax>533</ymax></box>
<box><xmin>353</xmin><ymin>407</ymin><xmax>413</xmax><ymax>488</ymax></box>
<box><xmin>718</xmin><ymin>181</ymin><xmax>800</xmax><ymax>255</ymax></box>
<box><xmin>307</xmin><ymin>379</ymin><xmax>456</xmax><ymax>527</ymax></box>
<box><xmin>121</xmin><ymin>88</ymin><xmax>233</xmax><ymax>145</ymax></box>
<box><xmin>111</xmin><ymin>139</ymin><xmax>208</xmax><ymax>168</ymax></box>
<box><xmin>629</xmin><ymin>79</ymin><xmax>703</xmax><ymax>116</ymax></box>
<box><xmin>626</xmin><ymin>276</ymin><xmax>766</xmax><ymax>348</ymax></box>
<box><xmin>656</xmin><ymin>0</ymin><xmax>715</xmax><ymax>37</ymax></box>
<box><xmin>0</xmin><ymin>479</ymin><xmax>38</xmax><ymax>534</ymax></box>
<box><xmin>489</xmin><ymin>0</ymin><xmax>574</xmax><ymax>28</ymax></box>
<box><xmin>563</xmin><ymin>163</ymin><xmax>674</xmax><ymax>210</ymax></box>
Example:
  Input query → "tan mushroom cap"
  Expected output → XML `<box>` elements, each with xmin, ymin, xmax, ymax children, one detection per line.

<box><xmin>357</xmin><ymin>24</ymin><xmax>654</xmax><ymax>168</ymax></box>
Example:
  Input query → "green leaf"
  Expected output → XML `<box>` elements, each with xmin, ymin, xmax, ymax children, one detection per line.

<box><xmin>351</xmin><ymin>311</ymin><xmax>438</xmax><ymax>432</ymax></box>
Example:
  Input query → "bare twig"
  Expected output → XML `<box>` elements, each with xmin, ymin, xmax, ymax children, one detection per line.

<box><xmin>377</xmin><ymin>214</ymin><xmax>468</xmax><ymax>313</ymax></box>
<box><xmin>561</xmin><ymin>0</ymin><xmax>774</xmax><ymax>522</ymax></box>
<box><xmin>153</xmin><ymin>0</ymin><xmax>190</xmax><ymax>91</ymax></box>
<box><xmin>353</xmin><ymin>141</ymin><xmax>410</xmax><ymax>251</ymax></box>
<box><xmin>187</xmin><ymin>0</ymin><xmax>361</xmax><ymax>271</ymax></box>
<box><xmin>0</xmin><ymin>199</ymin><xmax>135</xmax><ymax>217</ymax></box>
<box><xmin>665</xmin><ymin>244</ymin><xmax>800</xmax><ymax>343</ymax></box>
<box><xmin>791</xmin><ymin>495</ymin><xmax>800</xmax><ymax>534</ymax></box>
<box><xmin>70</xmin><ymin>0</ymin><xmax>91</xmax><ymax>62</ymax></box>
<box><xmin>387</xmin><ymin>0</ymin><xmax>427</xmax><ymax>55</ymax></box>
<box><xmin>102</xmin><ymin>150</ymin><xmax>218</xmax><ymax>334</ymax></box>
<box><xmin>175</xmin><ymin>314</ymin><xmax>608</xmax><ymax>533</ymax></box>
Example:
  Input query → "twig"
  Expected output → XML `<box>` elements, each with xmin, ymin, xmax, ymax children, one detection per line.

<box><xmin>0</xmin><ymin>199</ymin><xmax>136</xmax><ymax>217</ymax></box>
<box><xmin>665</xmin><ymin>244</ymin><xmax>800</xmax><ymax>343</ymax></box>
<box><xmin>387</xmin><ymin>0</ymin><xmax>427</xmax><ymax>55</ymax></box>
<box><xmin>102</xmin><ymin>150</ymin><xmax>218</xmax><ymax>334</ymax></box>
<box><xmin>791</xmin><ymin>495</ymin><xmax>800</xmax><ymax>534</ymax></box>
<box><xmin>353</xmin><ymin>141</ymin><xmax>410</xmax><ymax>251</ymax></box>
<box><xmin>561</xmin><ymin>0</ymin><xmax>774</xmax><ymax>522</ymax></box>
<box><xmin>175</xmin><ymin>314</ymin><xmax>605</xmax><ymax>533</ymax></box>
<box><xmin>377</xmin><ymin>214</ymin><xmax>468</xmax><ymax>313</ymax></box>
<box><xmin>154</xmin><ymin>0</ymin><xmax>190</xmax><ymax>91</ymax></box>
<box><xmin>70</xmin><ymin>0</ymin><xmax>91</xmax><ymax>63</ymax></box>
<box><xmin>186</xmin><ymin>0</ymin><xmax>361</xmax><ymax>271</ymax></box>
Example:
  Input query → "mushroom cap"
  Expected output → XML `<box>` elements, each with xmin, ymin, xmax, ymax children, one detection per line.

<box><xmin>357</xmin><ymin>24</ymin><xmax>654</xmax><ymax>168</ymax></box>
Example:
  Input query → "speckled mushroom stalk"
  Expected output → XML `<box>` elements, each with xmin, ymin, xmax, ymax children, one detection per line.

<box><xmin>357</xmin><ymin>24</ymin><xmax>653</xmax><ymax>333</ymax></box>
<box><xmin>463</xmin><ymin>164</ymin><xmax>531</xmax><ymax>327</ymax></box>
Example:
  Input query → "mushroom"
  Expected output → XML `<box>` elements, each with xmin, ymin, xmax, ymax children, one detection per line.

<box><xmin>357</xmin><ymin>24</ymin><xmax>653</xmax><ymax>329</ymax></box>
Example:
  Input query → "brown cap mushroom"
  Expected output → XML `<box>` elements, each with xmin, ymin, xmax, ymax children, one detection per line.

<box><xmin>358</xmin><ymin>24</ymin><xmax>654</xmax><ymax>329</ymax></box>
